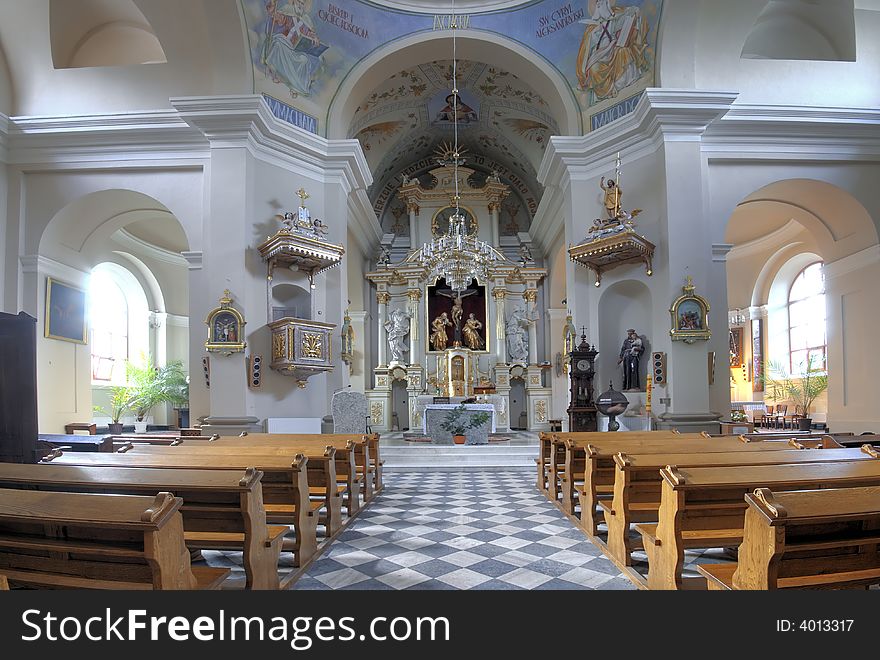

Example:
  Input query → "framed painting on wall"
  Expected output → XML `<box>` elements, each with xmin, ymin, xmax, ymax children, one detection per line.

<box><xmin>729</xmin><ymin>327</ymin><xmax>744</xmax><ymax>368</ymax></box>
<box><xmin>44</xmin><ymin>277</ymin><xmax>87</xmax><ymax>344</ymax></box>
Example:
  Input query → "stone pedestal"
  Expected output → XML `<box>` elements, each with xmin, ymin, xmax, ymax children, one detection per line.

<box><xmin>332</xmin><ymin>390</ymin><xmax>369</xmax><ymax>434</ymax></box>
<box><xmin>493</xmin><ymin>364</ymin><xmax>512</xmax><ymax>432</ymax></box>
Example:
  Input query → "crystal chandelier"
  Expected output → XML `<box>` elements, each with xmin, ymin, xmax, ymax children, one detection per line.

<box><xmin>412</xmin><ymin>0</ymin><xmax>503</xmax><ymax>293</ymax></box>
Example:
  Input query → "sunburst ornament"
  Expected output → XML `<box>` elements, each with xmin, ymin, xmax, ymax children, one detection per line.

<box><xmin>433</xmin><ymin>141</ymin><xmax>468</xmax><ymax>167</ymax></box>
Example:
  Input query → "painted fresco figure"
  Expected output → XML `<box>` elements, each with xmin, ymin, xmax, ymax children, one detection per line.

<box><xmin>264</xmin><ymin>0</ymin><xmax>327</xmax><ymax>97</ymax></box>
<box><xmin>576</xmin><ymin>0</ymin><xmax>650</xmax><ymax>104</ymax></box>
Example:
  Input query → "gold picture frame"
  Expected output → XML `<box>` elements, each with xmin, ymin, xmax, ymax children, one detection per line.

<box><xmin>45</xmin><ymin>277</ymin><xmax>87</xmax><ymax>344</ymax></box>
<box><xmin>670</xmin><ymin>276</ymin><xmax>711</xmax><ymax>343</ymax></box>
<box><xmin>205</xmin><ymin>290</ymin><xmax>247</xmax><ymax>354</ymax></box>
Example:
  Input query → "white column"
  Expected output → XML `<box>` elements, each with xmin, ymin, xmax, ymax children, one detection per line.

<box><xmin>493</xmin><ymin>287</ymin><xmax>507</xmax><ymax>364</ymax></box>
<box><xmin>377</xmin><ymin>291</ymin><xmax>389</xmax><ymax>367</ymax></box>
<box><xmin>407</xmin><ymin>288</ymin><xmax>421</xmax><ymax>366</ymax></box>
<box><xmin>524</xmin><ymin>289</ymin><xmax>538</xmax><ymax>365</ymax></box>
<box><xmin>408</xmin><ymin>203</ymin><xmax>418</xmax><ymax>250</ymax></box>
<box><xmin>489</xmin><ymin>203</ymin><xmax>500</xmax><ymax>247</ymax></box>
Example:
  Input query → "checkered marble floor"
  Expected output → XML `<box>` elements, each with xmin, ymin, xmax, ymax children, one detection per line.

<box><xmin>291</xmin><ymin>470</ymin><xmax>636</xmax><ymax>590</ymax></box>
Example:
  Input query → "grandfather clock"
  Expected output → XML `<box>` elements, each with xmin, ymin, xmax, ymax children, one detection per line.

<box><xmin>567</xmin><ymin>330</ymin><xmax>598</xmax><ymax>432</ymax></box>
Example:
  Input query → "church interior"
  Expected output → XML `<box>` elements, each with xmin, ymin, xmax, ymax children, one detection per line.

<box><xmin>0</xmin><ymin>0</ymin><xmax>878</xmax><ymax>593</ymax></box>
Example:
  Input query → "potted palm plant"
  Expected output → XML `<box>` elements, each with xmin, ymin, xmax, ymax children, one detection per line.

<box><xmin>94</xmin><ymin>385</ymin><xmax>131</xmax><ymax>434</ymax></box>
<box><xmin>125</xmin><ymin>358</ymin><xmax>189</xmax><ymax>433</ymax></box>
<box><xmin>762</xmin><ymin>353</ymin><xmax>829</xmax><ymax>431</ymax></box>
<box><xmin>439</xmin><ymin>403</ymin><xmax>491</xmax><ymax>445</ymax></box>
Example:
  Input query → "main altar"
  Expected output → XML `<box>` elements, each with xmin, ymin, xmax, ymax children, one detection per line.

<box><xmin>364</xmin><ymin>162</ymin><xmax>550</xmax><ymax>434</ymax></box>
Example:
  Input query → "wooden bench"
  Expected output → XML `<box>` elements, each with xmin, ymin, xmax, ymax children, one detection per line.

<box><xmin>0</xmin><ymin>574</ymin><xmax>7</xmax><ymax>590</ymax></box>
<box><xmin>550</xmin><ymin>431</ymin><xmax>689</xmax><ymax>515</ymax></box>
<box><xmin>573</xmin><ymin>434</ymin><xmax>782</xmax><ymax>534</ymax></box>
<box><xmin>0</xmin><ymin>487</ymin><xmax>229</xmax><ymax>590</ymax></box>
<box><xmin>638</xmin><ymin>448</ymin><xmax>880</xmax><ymax>590</ymax></box>
<box><xmin>38</xmin><ymin>433</ymin><xmax>114</xmax><ymax>453</ymax></box>
<box><xmin>605</xmin><ymin>445</ymin><xmax>870</xmax><ymax>567</ymax></box>
<box><xmin>232</xmin><ymin>433</ymin><xmax>374</xmax><ymax>507</ymax></box>
<box><xmin>828</xmin><ymin>433</ymin><xmax>880</xmax><ymax>448</ymax></box>
<box><xmin>699</xmin><ymin>485</ymin><xmax>880</xmax><ymax>590</ymax></box>
<box><xmin>0</xmin><ymin>462</ymin><xmax>286</xmax><ymax>590</ymax></box>
<box><xmin>239</xmin><ymin>432</ymin><xmax>383</xmax><ymax>495</ymax></box>
<box><xmin>41</xmin><ymin>449</ymin><xmax>321</xmax><ymax>568</ymax></box>
<box><xmin>121</xmin><ymin>442</ymin><xmax>346</xmax><ymax>536</ymax></box>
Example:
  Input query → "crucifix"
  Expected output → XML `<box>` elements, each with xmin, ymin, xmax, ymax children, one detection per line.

<box><xmin>436</xmin><ymin>284</ymin><xmax>478</xmax><ymax>347</ymax></box>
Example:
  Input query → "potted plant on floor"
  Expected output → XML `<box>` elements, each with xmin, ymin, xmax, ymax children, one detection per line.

<box><xmin>94</xmin><ymin>385</ymin><xmax>131</xmax><ymax>434</ymax></box>
<box><xmin>126</xmin><ymin>357</ymin><xmax>189</xmax><ymax>433</ymax></box>
<box><xmin>762</xmin><ymin>353</ymin><xmax>828</xmax><ymax>431</ymax></box>
<box><xmin>439</xmin><ymin>403</ymin><xmax>491</xmax><ymax>445</ymax></box>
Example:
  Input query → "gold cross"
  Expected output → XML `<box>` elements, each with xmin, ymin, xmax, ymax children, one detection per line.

<box><xmin>296</xmin><ymin>188</ymin><xmax>310</xmax><ymax>206</ymax></box>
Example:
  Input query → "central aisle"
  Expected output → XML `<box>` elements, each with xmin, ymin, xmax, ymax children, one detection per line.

<box><xmin>292</xmin><ymin>470</ymin><xmax>635</xmax><ymax>590</ymax></box>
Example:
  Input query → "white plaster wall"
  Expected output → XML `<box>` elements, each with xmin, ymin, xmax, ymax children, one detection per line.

<box><xmin>658</xmin><ymin>1</ymin><xmax>880</xmax><ymax>109</ymax></box>
<box><xmin>0</xmin><ymin>0</ymin><xmax>250</xmax><ymax>116</ymax></box>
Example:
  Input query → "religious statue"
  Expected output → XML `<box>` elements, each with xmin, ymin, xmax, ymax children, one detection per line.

<box><xmin>385</xmin><ymin>308</ymin><xmax>410</xmax><ymax>364</ymax></box>
<box><xmin>600</xmin><ymin>176</ymin><xmax>623</xmax><ymax>220</ymax></box>
<box><xmin>506</xmin><ymin>307</ymin><xmax>531</xmax><ymax>363</ymax></box>
<box><xmin>463</xmin><ymin>313</ymin><xmax>484</xmax><ymax>350</ymax></box>
<box><xmin>518</xmin><ymin>243</ymin><xmax>534</xmax><ymax>265</ymax></box>
<box><xmin>430</xmin><ymin>312</ymin><xmax>452</xmax><ymax>351</ymax></box>
<box><xmin>376</xmin><ymin>244</ymin><xmax>392</xmax><ymax>267</ymax></box>
<box><xmin>617</xmin><ymin>328</ymin><xmax>644</xmax><ymax>391</ymax></box>
<box><xmin>436</xmin><ymin>286</ymin><xmax>477</xmax><ymax>346</ymax></box>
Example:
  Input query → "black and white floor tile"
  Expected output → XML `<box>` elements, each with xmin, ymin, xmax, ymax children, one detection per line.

<box><xmin>290</xmin><ymin>470</ymin><xmax>636</xmax><ymax>591</ymax></box>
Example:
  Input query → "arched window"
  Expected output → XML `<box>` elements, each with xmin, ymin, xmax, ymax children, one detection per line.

<box><xmin>88</xmin><ymin>263</ymin><xmax>149</xmax><ymax>385</ymax></box>
<box><xmin>788</xmin><ymin>261</ymin><xmax>826</xmax><ymax>373</ymax></box>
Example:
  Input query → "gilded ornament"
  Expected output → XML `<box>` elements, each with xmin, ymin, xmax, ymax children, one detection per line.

<box><xmin>301</xmin><ymin>333</ymin><xmax>323</xmax><ymax>358</ymax></box>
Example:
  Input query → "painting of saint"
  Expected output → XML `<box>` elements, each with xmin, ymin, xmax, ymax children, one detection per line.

<box><xmin>262</xmin><ymin>0</ymin><xmax>328</xmax><ymax>97</ymax></box>
<box><xmin>430</xmin><ymin>89</ymin><xmax>480</xmax><ymax>127</ymax></box>
<box><xmin>576</xmin><ymin>0</ymin><xmax>651</xmax><ymax>105</ymax></box>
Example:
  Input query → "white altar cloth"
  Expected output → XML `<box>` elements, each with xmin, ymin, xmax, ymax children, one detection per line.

<box><xmin>422</xmin><ymin>403</ymin><xmax>497</xmax><ymax>434</ymax></box>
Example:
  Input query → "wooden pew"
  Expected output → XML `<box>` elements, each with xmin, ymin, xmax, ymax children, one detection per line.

<box><xmin>38</xmin><ymin>433</ymin><xmax>114</xmax><ymax>453</ymax></box>
<box><xmin>120</xmin><ymin>442</ymin><xmax>346</xmax><ymax>536</ymax></box>
<box><xmin>41</xmin><ymin>450</ymin><xmax>321</xmax><ymax>567</ymax></box>
<box><xmin>220</xmin><ymin>433</ymin><xmax>371</xmax><ymax>510</ymax></box>
<box><xmin>0</xmin><ymin>462</ymin><xmax>286</xmax><ymax>590</ymax></box>
<box><xmin>543</xmin><ymin>431</ymin><xmax>686</xmax><ymax>509</ymax></box>
<box><xmin>605</xmin><ymin>445</ymin><xmax>869</xmax><ymax>567</ymax></box>
<box><xmin>0</xmin><ymin>574</ymin><xmax>8</xmax><ymax>590</ymax></box>
<box><xmin>699</xmin><ymin>486</ymin><xmax>880</xmax><ymax>590</ymax></box>
<box><xmin>827</xmin><ymin>433</ymin><xmax>880</xmax><ymax>447</ymax></box>
<box><xmin>573</xmin><ymin>434</ymin><xmax>783</xmax><ymax>534</ymax></box>
<box><xmin>238</xmin><ymin>432</ymin><xmax>382</xmax><ymax>497</ymax></box>
<box><xmin>639</xmin><ymin>448</ymin><xmax>880</xmax><ymax>590</ymax></box>
<box><xmin>0</xmin><ymin>487</ymin><xmax>229</xmax><ymax>589</ymax></box>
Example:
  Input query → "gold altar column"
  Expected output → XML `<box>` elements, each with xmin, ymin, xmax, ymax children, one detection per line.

<box><xmin>488</xmin><ymin>200</ymin><xmax>501</xmax><ymax>250</ymax></box>
<box><xmin>377</xmin><ymin>290</ymin><xmax>390</xmax><ymax>367</ymax></box>
<box><xmin>523</xmin><ymin>288</ymin><xmax>538</xmax><ymax>365</ymax></box>
<box><xmin>493</xmin><ymin>287</ymin><xmax>507</xmax><ymax>365</ymax></box>
<box><xmin>406</xmin><ymin>287</ymin><xmax>421</xmax><ymax>366</ymax></box>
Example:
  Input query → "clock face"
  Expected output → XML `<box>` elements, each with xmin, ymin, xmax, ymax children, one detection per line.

<box><xmin>576</xmin><ymin>359</ymin><xmax>590</xmax><ymax>372</ymax></box>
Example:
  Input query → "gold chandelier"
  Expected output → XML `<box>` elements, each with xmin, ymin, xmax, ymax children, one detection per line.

<box><xmin>413</xmin><ymin>0</ymin><xmax>503</xmax><ymax>293</ymax></box>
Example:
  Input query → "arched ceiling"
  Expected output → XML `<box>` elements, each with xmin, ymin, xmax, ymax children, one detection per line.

<box><xmin>355</xmin><ymin>59</ymin><xmax>557</xmax><ymax>219</ymax></box>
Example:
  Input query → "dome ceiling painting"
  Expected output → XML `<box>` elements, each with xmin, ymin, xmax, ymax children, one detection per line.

<box><xmin>242</xmin><ymin>0</ymin><xmax>664</xmax><ymax>134</ymax></box>
<box><xmin>352</xmin><ymin>59</ymin><xmax>557</xmax><ymax>229</ymax></box>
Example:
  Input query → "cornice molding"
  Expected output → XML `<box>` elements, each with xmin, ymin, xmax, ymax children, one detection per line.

<box><xmin>538</xmin><ymin>89</ymin><xmax>738</xmax><ymax>188</ymax></box>
<box><xmin>114</xmin><ymin>229</ymin><xmax>189</xmax><ymax>268</ymax></box>
<box><xmin>170</xmin><ymin>95</ymin><xmax>373</xmax><ymax>194</ymax></box>
<box><xmin>19</xmin><ymin>254</ymin><xmax>90</xmax><ymax>283</ymax></box>
<box><xmin>711</xmin><ymin>243</ymin><xmax>734</xmax><ymax>263</ymax></box>
<box><xmin>7</xmin><ymin>109</ymin><xmax>206</xmax><ymax>164</ymax></box>
<box><xmin>704</xmin><ymin>104</ymin><xmax>880</xmax><ymax>156</ymax></box>
<box><xmin>823</xmin><ymin>244</ymin><xmax>880</xmax><ymax>280</ymax></box>
<box><xmin>181</xmin><ymin>251</ymin><xmax>203</xmax><ymax>271</ymax></box>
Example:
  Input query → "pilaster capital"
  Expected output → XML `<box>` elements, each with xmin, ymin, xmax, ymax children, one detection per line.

<box><xmin>376</xmin><ymin>292</ymin><xmax>391</xmax><ymax>305</ymax></box>
<box><xmin>492</xmin><ymin>288</ymin><xmax>507</xmax><ymax>301</ymax></box>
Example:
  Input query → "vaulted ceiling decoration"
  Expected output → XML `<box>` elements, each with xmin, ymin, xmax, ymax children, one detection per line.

<box><xmin>353</xmin><ymin>59</ymin><xmax>558</xmax><ymax>226</ymax></box>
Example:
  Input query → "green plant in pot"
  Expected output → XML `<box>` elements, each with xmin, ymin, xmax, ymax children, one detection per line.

<box><xmin>761</xmin><ymin>353</ymin><xmax>828</xmax><ymax>431</ymax></box>
<box><xmin>93</xmin><ymin>385</ymin><xmax>132</xmax><ymax>434</ymax></box>
<box><xmin>125</xmin><ymin>357</ymin><xmax>189</xmax><ymax>433</ymax></box>
<box><xmin>439</xmin><ymin>403</ymin><xmax>491</xmax><ymax>445</ymax></box>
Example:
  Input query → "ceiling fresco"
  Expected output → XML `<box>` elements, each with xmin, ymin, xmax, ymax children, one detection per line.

<box><xmin>242</xmin><ymin>0</ymin><xmax>664</xmax><ymax>135</ymax></box>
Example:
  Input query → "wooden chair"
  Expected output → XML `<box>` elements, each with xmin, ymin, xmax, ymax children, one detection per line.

<box><xmin>774</xmin><ymin>404</ymin><xmax>789</xmax><ymax>429</ymax></box>
<box><xmin>759</xmin><ymin>405</ymin><xmax>775</xmax><ymax>429</ymax></box>
<box><xmin>699</xmin><ymin>486</ymin><xmax>880</xmax><ymax>590</ymax></box>
<box><xmin>0</xmin><ymin>488</ymin><xmax>229</xmax><ymax>590</ymax></box>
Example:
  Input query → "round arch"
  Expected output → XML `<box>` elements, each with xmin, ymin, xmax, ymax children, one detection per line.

<box><xmin>597</xmin><ymin>279</ymin><xmax>652</xmax><ymax>391</ymax></box>
<box><xmin>326</xmin><ymin>29</ymin><xmax>582</xmax><ymax>138</ymax></box>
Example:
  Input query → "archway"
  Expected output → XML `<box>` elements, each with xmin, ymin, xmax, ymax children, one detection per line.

<box><xmin>35</xmin><ymin>189</ymin><xmax>192</xmax><ymax>433</ymax></box>
<box><xmin>724</xmin><ymin>178</ymin><xmax>879</xmax><ymax>433</ymax></box>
